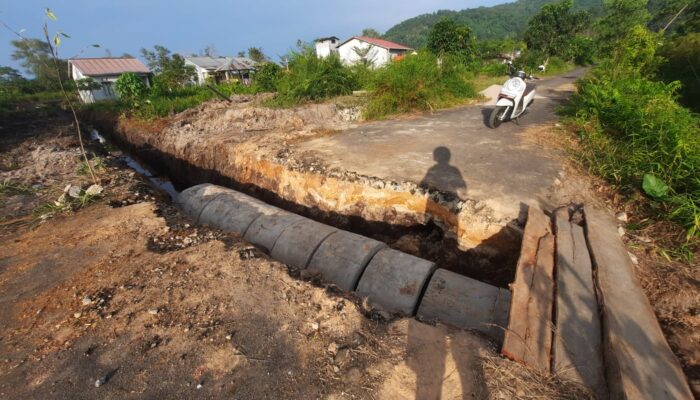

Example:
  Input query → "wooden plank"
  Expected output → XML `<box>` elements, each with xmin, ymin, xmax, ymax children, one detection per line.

<box><xmin>526</xmin><ymin>232</ymin><xmax>555</xmax><ymax>371</ymax></box>
<box><xmin>585</xmin><ymin>206</ymin><xmax>693</xmax><ymax>399</ymax></box>
<box><xmin>553</xmin><ymin>208</ymin><xmax>607</xmax><ymax>398</ymax></box>
<box><xmin>502</xmin><ymin>205</ymin><xmax>555</xmax><ymax>372</ymax></box>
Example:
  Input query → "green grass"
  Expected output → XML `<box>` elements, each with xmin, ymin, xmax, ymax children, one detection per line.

<box><xmin>565</xmin><ymin>71</ymin><xmax>700</xmax><ymax>241</ymax></box>
<box><xmin>363</xmin><ymin>52</ymin><xmax>477</xmax><ymax>120</ymax></box>
<box><xmin>81</xmin><ymin>81</ymin><xmax>261</xmax><ymax>119</ymax></box>
<box><xmin>0</xmin><ymin>180</ymin><xmax>34</xmax><ymax>196</ymax></box>
<box><xmin>78</xmin><ymin>156</ymin><xmax>106</xmax><ymax>175</ymax></box>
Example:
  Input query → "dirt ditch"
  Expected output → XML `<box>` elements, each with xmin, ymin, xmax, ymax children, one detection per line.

<box><xmin>84</xmin><ymin>99</ymin><xmax>523</xmax><ymax>288</ymax></box>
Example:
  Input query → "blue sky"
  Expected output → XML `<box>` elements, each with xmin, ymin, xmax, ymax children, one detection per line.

<box><xmin>1</xmin><ymin>0</ymin><xmax>505</xmax><ymax>75</ymax></box>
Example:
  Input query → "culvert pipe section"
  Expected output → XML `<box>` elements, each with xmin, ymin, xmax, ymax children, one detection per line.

<box><xmin>177</xmin><ymin>184</ymin><xmax>510</xmax><ymax>338</ymax></box>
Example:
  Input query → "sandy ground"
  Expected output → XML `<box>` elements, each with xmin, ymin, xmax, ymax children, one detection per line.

<box><xmin>0</xmin><ymin>113</ymin><xmax>597</xmax><ymax>399</ymax></box>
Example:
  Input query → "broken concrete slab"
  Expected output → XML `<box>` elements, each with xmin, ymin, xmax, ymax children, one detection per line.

<box><xmin>244</xmin><ymin>211</ymin><xmax>305</xmax><ymax>252</ymax></box>
<box><xmin>417</xmin><ymin>268</ymin><xmax>511</xmax><ymax>341</ymax></box>
<box><xmin>502</xmin><ymin>205</ymin><xmax>555</xmax><ymax>373</ymax></box>
<box><xmin>177</xmin><ymin>184</ymin><xmax>230</xmax><ymax>222</ymax></box>
<box><xmin>356</xmin><ymin>248</ymin><xmax>436</xmax><ymax>316</ymax></box>
<box><xmin>306</xmin><ymin>230</ymin><xmax>386</xmax><ymax>291</ymax></box>
<box><xmin>270</xmin><ymin>219</ymin><xmax>338</xmax><ymax>269</ymax></box>
<box><xmin>584</xmin><ymin>206</ymin><xmax>693</xmax><ymax>399</ymax></box>
<box><xmin>198</xmin><ymin>190</ymin><xmax>279</xmax><ymax>235</ymax></box>
<box><xmin>553</xmin><ymin>208</ymin><xmax>606</xmax><ymax>397</ymax></box>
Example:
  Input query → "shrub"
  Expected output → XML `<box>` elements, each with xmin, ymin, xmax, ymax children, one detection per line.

<box><xmin>274</xmin><ymin>51</ymin><xmax>357</xmax><ymax>105</ymax></box>
<box><xmin>480</xmin><ymin>60</ymin><xmax>510</xmax><ymax>77</ymax></box>
<box><xmin>254</xmin><ymin>62</ymin><xmax>281</xmax><ymax>92</ymax></box>
<box><xmin>568</xmin><ymin>72</ymin><xmax>700</xmax><ymax>238</ymax></box>
<box><xmin>115</xmin><ymin>72</ymin><xmax>148</xmax><ymax>107</ymax></box>
<box><xmin>364</xmin><ymin>52</ymin><xmax>476</xmax><ymax>119</ymax></box>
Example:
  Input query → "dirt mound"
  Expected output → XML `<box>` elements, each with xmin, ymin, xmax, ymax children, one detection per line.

<box><xmin>170</xmin><ymin>99</ymin><xmax>345</xmax><ymax>137</ymax></box>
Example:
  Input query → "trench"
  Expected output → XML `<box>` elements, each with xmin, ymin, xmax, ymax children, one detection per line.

<box><xmin>86</xmin><ymin>115</ymin><xmax>523</xmax><ymax>289</ymax></box>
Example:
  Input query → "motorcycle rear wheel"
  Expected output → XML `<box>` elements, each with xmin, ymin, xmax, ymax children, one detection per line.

<box><xmin>488</xmin><ymin>106</ymin><xmax>508</xmax><ymax>129</ymax></box>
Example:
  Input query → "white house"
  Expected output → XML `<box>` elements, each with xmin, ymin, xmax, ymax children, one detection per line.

<box><xmin>314</xmin><ymin>36</ymin><xmax>340</xmax><ymax>58</ymax></box>
<box><xmin>184</xmin><ymin>56</ymin><xmax>257</xmax><ymax>85</ymax></box>
<box><xmin>335</xmin><ymin>36</ymin><xmax>412</xmax><ymax>68</ymax></box>
<box><xmin>68</xmin><ymin>57</ymin><xmax>150</xmax><ymax>103</ymax></box>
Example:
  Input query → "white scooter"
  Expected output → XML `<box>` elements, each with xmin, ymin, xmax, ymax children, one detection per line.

<box><xmin>488</xmin><ymin>63</ymin><xmax>537</xmax><ymax>129</ymax></box>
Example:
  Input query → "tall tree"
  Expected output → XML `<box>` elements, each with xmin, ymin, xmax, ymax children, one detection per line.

<box><xmin>426</xmin><ymin>18</ymin><xmax>476</xmax><ymax>62</ymax></box>
<box><xmin>247</xmin><ymin>47</ymin><xmax>267</xmax><ymax>63</ymax></box>
<box><xmin>524</xmin><ymin>0</ymin><xmax>590</xmax><ymax>60</ymax></box>
<box><xmin>361</xmin><ymin>28</ymin><xmax>382</xmax><ymax>38</ymax></box>
<box><xmin>140</xmin><ymin>45</ymin><xmax>172</xmax><ymax>73</ymax></box>
<box><xmin>596</xmin><ymin>0</ymin><xmax>651</xmax><ymax>51</ymax></box>
<box><xmin>10</xmin><ymin>38</ymin><xmax>67</xmax><ymax>90</ymax></box>
<box><xmin>140</xmin><ymin>45</ymin><xmax>195</xmax><ymax>92</ymax></box>
<box><xmin>0</xmin><ymin>66</ymin><xmax>23</xmax><ymax>83</ymax></box>
<box><xmin>649</xmin><ymin>0</ymin><xmax>700</xmax><ymax>34</ymax></box>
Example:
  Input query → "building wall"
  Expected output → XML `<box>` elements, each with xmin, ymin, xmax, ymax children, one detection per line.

<box><xmin>185</xmin><ymin>60</ymin><xmax>210</xmax><ymax>85</ymax></box>
<box><xmin>336</xmin><ymin>39</ymin><xmax>393</xmax><ymax>68</ymax></box>
<box><xmin>71</xmin><ymin>64</ymin><xmax>149</xmax><ymax>103</ymax></box>
<box><xmin>315</xmin><ymin>39</ymin><xmax>338</xmax><ymax>58</ymax></box>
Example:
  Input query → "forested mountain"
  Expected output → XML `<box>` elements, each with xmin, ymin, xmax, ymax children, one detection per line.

<box><xmin>383</xmin><ymin>0</ymin><xmax>604</xmax><ymax>48</ymax></box>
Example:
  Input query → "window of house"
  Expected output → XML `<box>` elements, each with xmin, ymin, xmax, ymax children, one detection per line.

<box><xmin>102</xmin><ymin>81</ymin><xmax>115</xmax><ymax>97</ymax></box>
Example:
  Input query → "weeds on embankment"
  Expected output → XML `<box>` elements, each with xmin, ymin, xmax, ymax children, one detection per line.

<box><xmin>564</xmin><ymin>67</ymin><xmax>700</xmax><ymax>245</ymax></box>
<box><xmin>363</xmin><ymin>53</ymin><xmax>477</xmax><ymax>119</ymax></box>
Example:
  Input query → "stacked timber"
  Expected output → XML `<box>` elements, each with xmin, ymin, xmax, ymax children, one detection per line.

<box><xmin>502</xmin><ymin>204</ymin><xmax>693</xmax><ymax>399</ymax></box>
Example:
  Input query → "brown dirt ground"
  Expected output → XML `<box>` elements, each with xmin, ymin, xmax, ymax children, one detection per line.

<box><xmin>0</xmin><ymin>113</ymin><xmax>594</xmax><ymax>399</ymax></box>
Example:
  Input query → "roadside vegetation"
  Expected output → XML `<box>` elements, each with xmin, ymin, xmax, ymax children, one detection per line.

<box><xmin>3</xmin><ymin>4</ymin><xmax>591</xmax><ymax>121</ymax></box>
<box><xmin>563</xmin><ymin>0</ymin><xmax>700</xmax><ymax>248</ymax></box>
<box><xmin>3</xmin><ymin>1</ymin><xmax>696</xmax><ymax>249</ymax></box>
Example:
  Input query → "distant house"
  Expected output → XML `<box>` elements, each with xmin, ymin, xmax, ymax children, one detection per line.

<box><xmin>184</xmin><ymin>56</ymin><xmax>257</xmax><ymax>85</ymax></box>
<box><xmin>68</xmin><ymin>57</ymin><xmax>150</xmax><ymax>103</ymax></box>
<box><xmin>314</xmin><ymin>36</ymin><xmax>340</xmax><ymax>58</ymax></box>
<box><xmin>335</xmin><ymin>36</ymin><xmax>412</xmax><ymax>68</ymax></box>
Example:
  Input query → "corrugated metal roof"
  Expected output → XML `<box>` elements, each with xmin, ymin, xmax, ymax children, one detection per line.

<box><xmin>69</xmin><ymin>57</ymin><xmax>149</xmax><ymax>76</ymax></box>
<box><xmin>338</xmin><ymin>36</ymin><xmax>413</xmax><ymax>51</ymax></box>
<box><xmin>186</xmin><ymin>56</ymin><xmax>256</xmax><ymax>71</ymax></box>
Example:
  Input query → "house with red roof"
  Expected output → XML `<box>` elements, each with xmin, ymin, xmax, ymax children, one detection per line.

<box><xmin>68</xmin><ymin>57</ymin><xmax>150</xmax><ymax>103</ymax></box>
<box><xmin>334</xmin><ymin>36</ymin><xmax>413</xmax><ymax>68</ymax></box>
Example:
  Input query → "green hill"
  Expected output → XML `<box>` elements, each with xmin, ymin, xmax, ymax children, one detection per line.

<box><xmin>383</xmin><ymin>0</ymin><xmax>604</xmax><ymax>48</ymax></box>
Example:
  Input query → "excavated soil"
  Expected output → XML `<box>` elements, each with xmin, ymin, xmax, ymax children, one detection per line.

<box><xmin>0</xmin><ymin>111</ymin><xmax>596</xmax><ymax>399</ymax></box>
<box><xmin>85</xmin><ymin>98</ymin><xmax>523</xmax><ymax>287</ymax></box>
<box><xmin>86</xmin><ymin>97</ymin><xmax>700</xmax><ymax>395</ymax></box>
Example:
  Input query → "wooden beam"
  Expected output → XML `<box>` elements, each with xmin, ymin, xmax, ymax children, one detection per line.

<box><xmin>553</xmin><ymin>207</ymin><xmax>607</xmax><ymax>397</ymax></box>
<box><xmin>585</xmin><ymin>206</ymin><xmax>693</xmax><ymax>399</ymax></box>
<box><xmin>502</xmin><ymin>205</ymin><xmax>555</xmax><ymax>373</ymax></box>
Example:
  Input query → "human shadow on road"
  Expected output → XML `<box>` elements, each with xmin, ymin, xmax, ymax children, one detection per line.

<box><xmin>409</xmin><ymin>146</ymin><xmax>490</xmax><ymax>398</ymax></box>
<box><xmin>419</xmin><ymin>146</ymin><xmax>467</xmax><ymax>199</ymax></box>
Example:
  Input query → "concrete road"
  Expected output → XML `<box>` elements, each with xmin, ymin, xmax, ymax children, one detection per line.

<box><xmin>298</xmin><ymin>68</ymin><xmax>587</xmax><ymax>220</ymax></box>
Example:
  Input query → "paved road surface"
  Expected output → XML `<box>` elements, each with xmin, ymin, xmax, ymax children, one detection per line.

<box><xmin>298</xmin><ymin>68</ymin><xmax>587</xmax><ymax>220</ymax></box>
